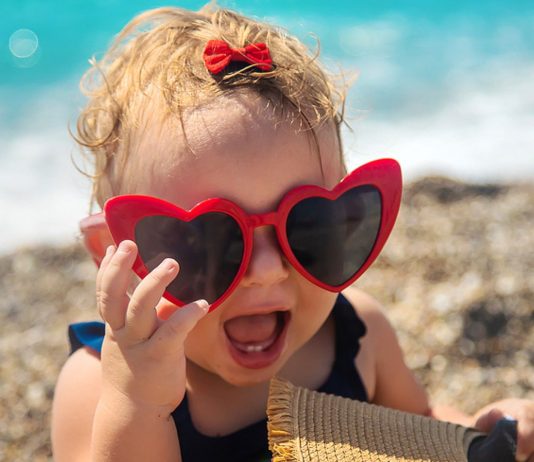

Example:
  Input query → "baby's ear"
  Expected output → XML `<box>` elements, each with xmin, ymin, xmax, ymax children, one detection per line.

<box><xmin>79</xmin><ymin>214</ymin><xmax>114</xmax><ymax>267</ymax></box>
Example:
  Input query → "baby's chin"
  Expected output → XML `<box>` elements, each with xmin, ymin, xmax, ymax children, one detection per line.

<box><xmin>185</xmin><ymin>353</ymin><xmax>288</xmax><ymax>388</ymax></box>
<box><xmin>222</xmin><ymin>366</ymin><xmax>284</xmax><ymax>387</ymax></box>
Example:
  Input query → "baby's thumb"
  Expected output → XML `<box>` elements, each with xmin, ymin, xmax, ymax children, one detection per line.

<box><xmin>159</xmin><ymin>299</ymin><xmax>210</xmax><ymax>344</ymax></box>
<box><xmin>474</xmin><ymin>408</ymin><xmax>507</xmax><ymax>433</ymax></box>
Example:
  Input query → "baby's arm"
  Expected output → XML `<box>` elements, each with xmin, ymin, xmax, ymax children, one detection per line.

<box><xmin>51</xmin><ymin>347</ymin><xmax>101</xmax><ymax>461</ymax></box>
<box><xmin>52</xmin><ymin>345</ymin><xmax>183</xmax><ymax>462</ymax></box>
<box><xmin>52</xmin><ymin>241</ymin><xmax>208</xmax><ymax>461</ymax></box>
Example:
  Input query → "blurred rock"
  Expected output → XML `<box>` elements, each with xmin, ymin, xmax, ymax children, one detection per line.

<box><xmin>0</xmin><ymin>244</ymin><xmax>97</xmax><ymax>461</ymax></box>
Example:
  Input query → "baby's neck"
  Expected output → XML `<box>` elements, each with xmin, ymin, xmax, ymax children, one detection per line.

<box><xmin>185</xmin><ymin>361</ymin><xmax>270</xmax><ymax>436</ymax></box>
<box><xmin>183</xmin><ymin>316</ymin><xmax>335</xmax><ymax>437</ymax></box>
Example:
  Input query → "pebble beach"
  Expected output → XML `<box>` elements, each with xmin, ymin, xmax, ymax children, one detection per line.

<box><xmin>0</xmin><ymin>176</ymin><xmax>533</xmax><ymax>461</ymax></box>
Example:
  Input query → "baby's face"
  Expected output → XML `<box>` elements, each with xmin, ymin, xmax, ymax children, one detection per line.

<box><xmin>121</xmin><ymin>92</ymin><xmax>344</xmax><ymax>386</ymax></box>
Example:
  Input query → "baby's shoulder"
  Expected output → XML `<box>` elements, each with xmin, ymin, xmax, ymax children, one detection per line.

<box><xmin>342</xmin><ymin>286</ymin><xmax>407</xmax><ymax>367</ymax></box>
<box><xmin>56</xmin><ymin>346</ymin><xmax>102</xmax><ymax>391</ymax></box>
<box><xmin>341</xmin><ymin>286</ymin><xmax>394</xmax><ymax>338</ymax></box>
<box><xmin>53</xmin><ymin>345</ymin><xmax>101</xmax><ymax>408</ymax></box>
<box><xmin>51</xmin><ymin>347</ymin><xmax>101</xmax><ymax>461</ymax></box>
<box><xmin>342</xmin><ymin>287</ymin><xmax>430</xmax><ymax>413</ymax></box>
<box><xmin>341</xmin><ymin>287</ymin><xmax>393</xmax><ymax>399</ymax></box>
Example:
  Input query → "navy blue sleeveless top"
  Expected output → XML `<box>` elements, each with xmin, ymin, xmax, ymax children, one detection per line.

<box><xmin>69</xmin><ymin>294</ymin><xmax>368</xmax><ymax>462</ymax></box>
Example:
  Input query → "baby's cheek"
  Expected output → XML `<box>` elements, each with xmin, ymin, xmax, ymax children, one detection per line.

<box><xmin>297</xmin><ymin>284</ymin><xmax>337</xmax><ymax>330</ymax></box>
<box><xmin>155</xmin><ymin>298</ymin><xmax>180</xmax><ymax>320</ymax></box>
<box><xmin>183</xmin><ymin>311</ymin><xmax>221</xmax><ymax>366</ymax></box>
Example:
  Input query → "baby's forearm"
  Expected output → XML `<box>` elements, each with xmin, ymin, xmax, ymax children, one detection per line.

<box><xmin>91</xmin><ymin>389</ymin><xmax>182</xmax><ymax>462</ymax></box>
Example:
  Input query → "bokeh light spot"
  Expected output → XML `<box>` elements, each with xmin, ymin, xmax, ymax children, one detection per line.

<box><xmin>9</xmin><ymin>29</ymin><xmax>39</xmax><ymax>59</ymax></box>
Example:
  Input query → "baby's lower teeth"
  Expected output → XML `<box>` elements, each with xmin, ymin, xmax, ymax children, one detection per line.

<box><xmin>230</xmin><ymin>328</ymin><xmax>281</xmax><ymax>353</ymax></box>
<box><xmin>244</xmin><ymin>344</ymin><xmax>265</xmax><ymax>353</ymax></box>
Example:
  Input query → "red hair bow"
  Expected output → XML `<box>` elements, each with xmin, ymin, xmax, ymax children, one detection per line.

<box><xmin>203</xmin><ymin>40</ymin><xmax>273</xmax><ymax>75</ymax></box>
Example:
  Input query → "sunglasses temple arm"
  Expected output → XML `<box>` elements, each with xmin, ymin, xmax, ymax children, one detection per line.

<box><xmin>79</xmin><ymin>214</ymin><xmax>115</xmax><ymax>267</ymax></box>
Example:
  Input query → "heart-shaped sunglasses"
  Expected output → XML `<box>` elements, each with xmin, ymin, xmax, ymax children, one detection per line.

<box><xmin>80</xmin><ymin>158</ymin><xmax>402</xmax><ymax>311</ymax></box>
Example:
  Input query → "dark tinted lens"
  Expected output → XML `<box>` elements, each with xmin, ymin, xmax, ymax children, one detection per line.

<box><xmin>286</xmin><ymin>185</ymin><xmax>382</xmax><ymax>286</ymax></box>
<box><xmin>135</xmin><ymin>213</ymin><xmax>244</xmax><ymax>304</ymax></box>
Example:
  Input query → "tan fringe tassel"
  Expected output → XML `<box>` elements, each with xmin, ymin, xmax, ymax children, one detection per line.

<box><xmin>267</xmin><ymin>377</ymin><xmax>299</xmax><ymax>462</ymax></box>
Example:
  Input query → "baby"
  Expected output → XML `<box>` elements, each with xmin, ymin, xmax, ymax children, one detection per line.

<box><xmin>51</xmin><ymin>4</ymin><xmax>534</xmax><ymax>461</ymax></box>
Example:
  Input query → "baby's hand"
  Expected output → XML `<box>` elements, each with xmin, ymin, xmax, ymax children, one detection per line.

<box><xmin>473</xmin><ymin>398</ymin><xmax>534</xmax><ymax>461</ymax></box>
<box><xmin>96</xmin><ymin>240</ymin><xmax>208</xmax><ymax>414</ymax></box>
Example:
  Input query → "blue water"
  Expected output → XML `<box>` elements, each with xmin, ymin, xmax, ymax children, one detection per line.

<box><xmin>1</xmin><ymin>1</ymin><xmax>534</xmax><ymax>252</ymax></box>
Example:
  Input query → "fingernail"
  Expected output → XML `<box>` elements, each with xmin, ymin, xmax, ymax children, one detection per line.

<box><xmin>105</xmin><ymin>245</ymin><xmax>115</xmax><ymax>256</ymax></box>
<box><xmin>161</xmin><ymin>258</ymin><xmax>177</xmax><ymax>271</ymax></box>
<box><xmin>117</xmin><ymin>241</ymin><xmax>131</xmax><ymax>254</ymax></box>
<box><xmin>197</xmin><ymin>299</ymin><xmax>210</xmax><ymax>311</ymax></box>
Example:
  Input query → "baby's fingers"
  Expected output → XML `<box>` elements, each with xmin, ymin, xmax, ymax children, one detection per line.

<box><xmin>151</xmin><ymin>299</ymin><xmax>209</xmax><ymax>351</ymax></box>
<box><xmin>95</xmin><ymin>245</ymin><xmax>115</xmax><ymax>310</ymax></box>
<box><xmin>124</xmin><ymin>258</ymin><xmax>180</xmax><ymax>342</ymax></box>
<box><xmin>475</xmin><ymin>402</ymin><xmax>534</xmax><ymax>461</ymax></box>
<box><xmin>97</xmin><ymin>240</ymin><xmax>138</xmax><ymax>330</ymax></box>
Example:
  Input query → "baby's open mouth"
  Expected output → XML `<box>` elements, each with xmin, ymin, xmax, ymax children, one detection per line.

<box><xmin>223</xmin><ymin>311</ymin><xmax>290</xmax><ymax>369</ymax></box>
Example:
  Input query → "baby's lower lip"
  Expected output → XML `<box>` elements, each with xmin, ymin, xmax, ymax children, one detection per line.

<box><xmin>224</xmin><ymin>312</ymin><xmax>290</xmax><ymax>369</ymax></box>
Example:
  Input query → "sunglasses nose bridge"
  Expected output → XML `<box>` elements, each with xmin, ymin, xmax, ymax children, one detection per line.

<box><xmin>248</xmin><ymin>211</ymin><xmax>279</xmax><ymax>229</ymax></box>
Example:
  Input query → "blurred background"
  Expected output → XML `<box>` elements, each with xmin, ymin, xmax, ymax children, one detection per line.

<box><xmin>1</xmin><ymin>0</ymin><xmax>534</xmax><ymax>254</ymax></box>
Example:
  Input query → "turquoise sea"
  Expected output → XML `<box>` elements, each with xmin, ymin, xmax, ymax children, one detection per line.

<box><xmin>1</xmin><ymin>1</ymin><xmax>534</xmax><ymax>252</ymax></box>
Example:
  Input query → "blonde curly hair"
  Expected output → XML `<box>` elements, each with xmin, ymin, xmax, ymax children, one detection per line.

<box><xmin>75</xmin><ymin>3</ymin><xmax>348</xmax><ymax>210</ymax></box>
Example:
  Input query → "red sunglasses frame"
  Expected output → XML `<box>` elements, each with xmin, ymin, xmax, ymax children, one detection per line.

<box><xmin>80</xmin><ymin>158</ymin><xmax>402</xmax><ymax>311</ymax></box>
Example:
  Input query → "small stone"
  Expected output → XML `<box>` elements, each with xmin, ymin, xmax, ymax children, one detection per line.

<box><xmin>26</xmin><ymin>382</ymin><xmax>46</xmax><ymax>409</ymax></box>
<box><xmin>430</xmin><ymin>355</ymin><xmax>448</xmax><ymax>372</ymax></box>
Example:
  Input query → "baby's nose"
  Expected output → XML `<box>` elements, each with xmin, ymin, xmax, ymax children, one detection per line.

<box><xmin>240</xmin><ymin>227</ymin><xmax>289</xmax><ymax>287</ymax></box>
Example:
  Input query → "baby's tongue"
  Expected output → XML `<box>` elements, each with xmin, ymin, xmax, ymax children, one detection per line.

<box><xmin>224</xmin><ymin>313</ymin><xmax>278</xmax><ymax>343</ymax></box>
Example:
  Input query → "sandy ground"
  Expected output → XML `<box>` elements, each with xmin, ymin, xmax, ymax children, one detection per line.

<box><xmin>0</xmin><ymin>176</ymin><xmax>532</xmax><ymax>461</ymax></box>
